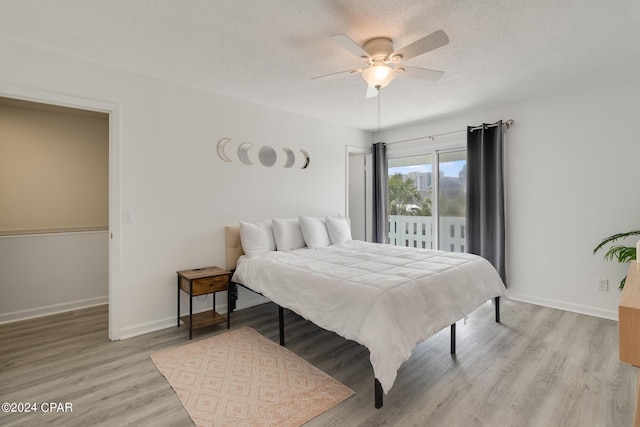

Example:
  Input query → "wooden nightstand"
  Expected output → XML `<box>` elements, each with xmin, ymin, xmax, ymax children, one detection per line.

<box><xmin>177</xmin><ymin>266</ymin><xmax>231</xmax><ymax>339</ymax></box>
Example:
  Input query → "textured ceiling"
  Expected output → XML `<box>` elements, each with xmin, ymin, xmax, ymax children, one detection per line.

<box><xmin>0</xmin><ymin>0</ymin><xmax>639</xmax><ymax>131</ymax></box>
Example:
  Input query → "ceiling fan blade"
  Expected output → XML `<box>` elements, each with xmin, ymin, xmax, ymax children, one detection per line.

<box><xmin>365</xmin><ymin>85</ymin><xmax>379</xmax><ymax>98</ymax></box>
<box><xmin>311</xmin><ymin>68</ymin><xmax>362</xmax><ymax>81</ymax></box>
<box><xmin>401</xmin><ymin>66</ymin><xmax>444</xmax><ymax>81</ymax></box>
<box><xmin>392</xmin><ymin>30</ymin><xmax>449</xmax><ymax>61</ymax></box>
<box><xmin>331</xmin><ymin>34</ymin><xmax>370</xmax><ymax>59</ymax></box>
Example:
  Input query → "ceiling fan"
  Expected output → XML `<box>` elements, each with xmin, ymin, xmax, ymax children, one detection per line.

<box><xmin>313</xmin><ymin>30</ymin><xmax>449</xmax><ymax>98</ymax></box>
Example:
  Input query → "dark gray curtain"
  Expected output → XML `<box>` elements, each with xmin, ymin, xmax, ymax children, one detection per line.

<box><xmin>467</xmin><ymin>121</ymin><xmax>506</xmax><ymax>286</ymax></box>
<box><xmin>372</xmin><ymin>142</ymin><xmax>388</xmax><ymax>244</ymax></box>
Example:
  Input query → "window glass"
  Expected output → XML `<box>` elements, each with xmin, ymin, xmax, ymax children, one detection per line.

<box><xmin>387</xmin><ymin>149</ymin><xmax>466</xmax><ymax>253</ymax></box>
<box><xmin>438</xmin><ymin>150</ymin><xmax>467</xmax><ymax>253</ymax></box>
<box><xmin>388</xmin><ymin>154</ymin><xmax>433</xmax><ymax>248</ymax></box>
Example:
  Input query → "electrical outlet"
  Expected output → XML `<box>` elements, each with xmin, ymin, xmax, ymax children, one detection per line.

<box><xmin>596</xmin><ymin>278</ymin><xmax>609</xmax><ymax>292</ymax></box>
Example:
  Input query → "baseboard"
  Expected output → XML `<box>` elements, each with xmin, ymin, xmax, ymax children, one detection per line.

<box><xmin>0</xmin><ymin>296</ymin><xmax>108</xmax><ymax>325</ymax></box>
<box><xmin>508</xmin><ymin>292</ymin><xmax>618</xmax><ymax>321</ymax></box>
<box><xmin>118</xmin><ymin>292</ymin><xmax>269</xmax><ymax>340</ymax></box>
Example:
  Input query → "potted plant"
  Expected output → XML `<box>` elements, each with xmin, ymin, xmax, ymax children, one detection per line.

<box><xmin>593</xmin><ymin>230</ymin><xmax>640</xmax><ymax>290</ymax></box>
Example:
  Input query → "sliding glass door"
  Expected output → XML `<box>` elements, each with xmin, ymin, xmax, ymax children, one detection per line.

<box><xmin>388</xmin><ymin>154</ymin><xmax>433</xmax><ymax>248</ymax></box>
<box><xmin>387</xmin><ymin>149</ymin><xmax>466</xmax><ymax>252</ymax></box>
<box><xmin>437</xmin><ymin>150</ymin><xmax>467</xmax><ymax>252</ymax></box>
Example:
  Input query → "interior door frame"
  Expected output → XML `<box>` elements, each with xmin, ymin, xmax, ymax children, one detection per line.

<box><xmin>0</xmin><ymin>83</ymin><xmax>122</xmax><ymax>340</ymax></box>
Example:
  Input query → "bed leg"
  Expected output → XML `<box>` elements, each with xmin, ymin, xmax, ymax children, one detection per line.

<box><xmin>278</xmin><ymin>305</ymin><xmax>285</xmax><ymax>346</ymax></box>
<box><xmin>495</xmin><ymin>296</ymin><xmax>501</xmax><ymax>323</ymax></box>
<box><xmin>375</xmin><ymin>378</ymin><xmax>383</xmax><ymax>409</ymax></box>
<box><xmin>229</xmin><ymin>282</ymin><xmax>238</xmax><ymax>312</ymax></box>
<box><xmin>450</xmin><ymin>323</ymin><xmax>456</xmax><ymax>355</ymax></box>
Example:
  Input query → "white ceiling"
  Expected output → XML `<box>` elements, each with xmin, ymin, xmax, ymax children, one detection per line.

<box><xmin>1</xmin><ymin>0</ymin><xmax>639</xmax><ymax>131</ymax></box>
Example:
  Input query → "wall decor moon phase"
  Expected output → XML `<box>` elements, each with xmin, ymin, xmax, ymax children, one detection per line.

<box><xmin>216</xmin><ymin>137</ymin><xmax>232</xmax><ymax>162</ymax></box>
<box><xmin>282</xmin><ymin>148</ymin><xmax>295</xmax><ymax>168</ymax></box>
<box><xmin>258</xmin><ymin>145</ymin><xmax>277</xmax><ymax>167</ymax></box>
<box><xmin>300</xmin><ymin>149</ymin><xmax>310</xmax><ymax>169</ymax></box>
<box><xmin>238</xmin><ymin>142</ymin><xmax>253</xmax><ymax>165</ymax></box>
<box><xmin>215</xmin><ymin>136</ymin><xmax>309</xmax><ymax>170</ymax></box>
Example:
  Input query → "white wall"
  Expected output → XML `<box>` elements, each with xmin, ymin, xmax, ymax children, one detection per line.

<box><xmin>379</xmin><ymin>75</ymin><xmax>640</xmax><ymax>320</ymax></box>
<box><xmin>0</xmin><ymin>231</ymin><xmax>108</xmax><ymax>323</ymax></box>
<box><xmin>0</xmin><ymin>39</ymin><xmax>370</xmax><ymax>337</ymax></box>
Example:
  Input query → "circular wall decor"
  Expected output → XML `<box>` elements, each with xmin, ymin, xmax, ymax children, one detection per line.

<box><xmin>238</xmin><ymin>142</ymin><xmax>253</xmax><ymax>165</ymax></box>
<box><xmin>258</xmin><ymin>145</ymin><xmax>277</xmax><ymax>167</ymax></box>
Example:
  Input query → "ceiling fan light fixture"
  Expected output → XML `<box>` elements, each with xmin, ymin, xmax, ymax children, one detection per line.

<box><xmin>361</xmin><ymin>62</ymin><xmax>396</xmax><ymax>89</ymax></box>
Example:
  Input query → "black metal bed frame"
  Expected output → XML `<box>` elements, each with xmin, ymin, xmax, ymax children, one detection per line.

<box><xmin>229</xmin><ymin>281</ymin><xmax>501</xmax><ymax>409</ymax></box>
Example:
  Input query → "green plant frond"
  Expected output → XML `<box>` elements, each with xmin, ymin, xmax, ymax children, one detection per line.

<box><xmin>593</xmin><ymin>230</ymin><xmax>640</xmax><ymax>254</ymax></box>
<box><xmin>603</xmin><ymin>245</ymin><xmax>637</xmax><ymax>263</ymax></box>
<box><xmin>594</xmin><ymin>230</ymin><xmax>640</xmax><ymax>291</ymax></box>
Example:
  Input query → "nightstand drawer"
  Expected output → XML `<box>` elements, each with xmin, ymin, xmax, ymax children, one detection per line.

<box><xmin>191</xmin><ymin>275</ymin><xmax>228</xmax><ymax>295</ymax></box>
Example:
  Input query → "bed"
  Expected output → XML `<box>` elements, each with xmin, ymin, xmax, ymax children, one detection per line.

<box><xmin>225</xmin><ymin>217</ymin><xmax>507</xmax><ymax>408</ymax></box>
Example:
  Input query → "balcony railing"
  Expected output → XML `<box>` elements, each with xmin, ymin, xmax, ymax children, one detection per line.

<box><xmin>388</xmin><ymin>215</ymin><xmax>466</xmax><ymax>252</ymax></box>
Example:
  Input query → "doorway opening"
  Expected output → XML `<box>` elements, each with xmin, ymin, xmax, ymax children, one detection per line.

<box><xmin>0</xmin><ymin>84</ymin><xmax>120</xmax><ymax>339</ymax></box>
<box><xmin>346</xmin><ymin>146</ymin><xmax>372</xmax><ymax>242</ymax></box>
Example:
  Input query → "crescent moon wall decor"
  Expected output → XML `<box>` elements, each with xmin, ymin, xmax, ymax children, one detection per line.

<box><xmin>215</xmin><ymin>136</ymin><xmax>309</xmax><ymax>170</ymax></box>
<box><xmin>238</xmin><ymin>142</ymin><xmax>254</xmax><ymax>165</ymax></box>
<box><xmin>216</xmin><ymin>137</ymin><xmax>232</xmax><ymax>162</ymax></box>
<box><xmin>282</xmin><ymin>148</ymin><xmax>295</xmax><ymax>168</ymax></box>
<box><xmin>300</xmin><ymin>149</ymin><xmax>310</xmax><ymax>169</ymax></box>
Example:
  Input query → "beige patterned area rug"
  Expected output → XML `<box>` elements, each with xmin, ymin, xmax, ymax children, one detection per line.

<box><xmin>151</xmin><ymin>326</ymin><xmax>354</xmax><ymax>427</ymax></box>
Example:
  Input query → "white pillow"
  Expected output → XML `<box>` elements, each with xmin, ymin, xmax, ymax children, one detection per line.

<box><xmin>239</xmin><ymin>220</ymin><xmax>276</xmax><ymax>256</ymax></box>
<box><xmin>298</xmin><ymin>215</ymin><xmax>331</xmax><ymax>249</ymax></box>
<box><xmin>272</xmin><ymin>218</ymin><xmax>306</xmax><ymax>251</ymax></box>
<box><xmin>325</xmin><ymin>216</ymin><xmax>352</xmax><ymax>244</ymax></box>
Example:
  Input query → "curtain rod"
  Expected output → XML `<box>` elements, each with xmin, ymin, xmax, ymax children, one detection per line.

<box><xmin>386</xmin><ymin>119</ymin><xmax>514</xmax><ymax>146</ymax></box>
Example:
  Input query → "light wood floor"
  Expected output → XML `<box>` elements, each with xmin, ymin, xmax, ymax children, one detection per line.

<box><xmin>0</xmin><ymin>299</ymin><xmax>636</xmax><ymax>426</ymax></box>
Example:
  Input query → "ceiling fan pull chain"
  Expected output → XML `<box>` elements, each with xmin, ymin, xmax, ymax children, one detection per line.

<box><xmin>377</xmin><ymin>87</ymin><xmax>381</xmax><ymax>134</ymax></box>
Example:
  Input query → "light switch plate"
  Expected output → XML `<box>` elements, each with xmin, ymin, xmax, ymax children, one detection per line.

<box><xmin>122</xmin><ymin>210</ymin><xmax>133</xmax><ymax>223</ymax></box>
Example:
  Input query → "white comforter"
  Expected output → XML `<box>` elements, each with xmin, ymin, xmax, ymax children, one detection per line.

<box><xmin>232</xmin><ymin>240</ymin><xmax>506</xmax><ymax>394</ymax></box>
